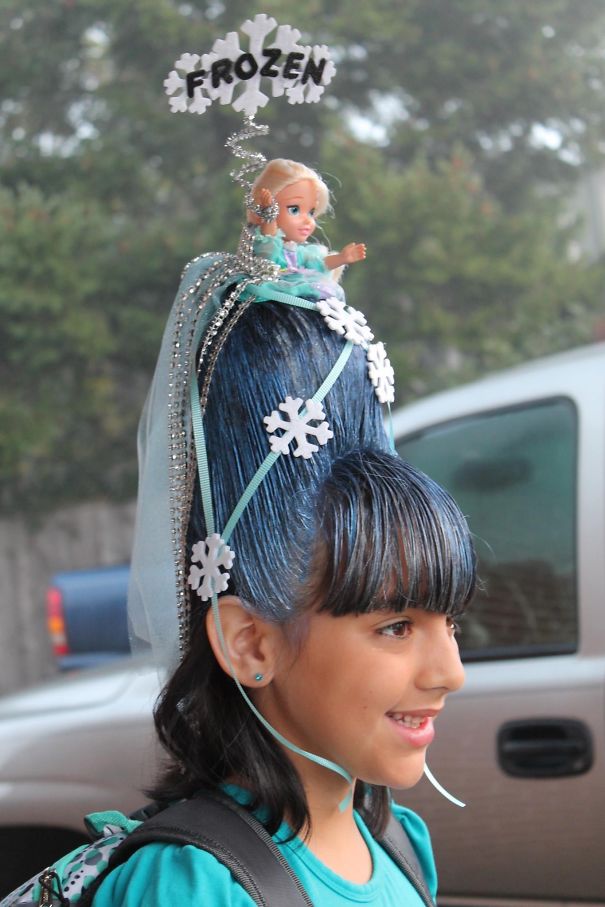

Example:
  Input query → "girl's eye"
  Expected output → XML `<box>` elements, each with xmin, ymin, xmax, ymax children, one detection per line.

<box><xmin>309</xmin><ymin>208</ymin><xmax>316</xmax><ymax>216</ymax></box>
<box><xmin>286</xmin><ymin>205</ymin><xmax>300</xmax><ymax>215</ymax></box>
<box><xmin>379</xmin><ymin>620</ymin><xmax>412</xmax><ymax>639</ymax></box>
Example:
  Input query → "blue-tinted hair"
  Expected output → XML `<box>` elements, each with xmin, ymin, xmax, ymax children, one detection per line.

<box><xmin>188</xmin><ymin>300</ymin><xmax>475</xmax><ymax>620</ymax></box>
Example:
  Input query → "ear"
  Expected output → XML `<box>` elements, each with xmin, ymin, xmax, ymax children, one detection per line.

<box><xmin>205</xmin><ymin>596</ymin><xmax>278</xmax><ymax>688</ymax></box>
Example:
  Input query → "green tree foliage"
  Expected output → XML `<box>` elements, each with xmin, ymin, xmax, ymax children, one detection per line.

<box><xmin>324</xmin><ymin>137</ymin><xmax>602</xmax><ymax>396</ymax></box>
<box><xmin>0</xmin><ymin>0</ymin><xmax>603</xmax><ymax>512</ymax></box>
<box><xmin>0</xmin><ymin>182</ymin><xmax>198</xmax><ymax>510</ymax></box>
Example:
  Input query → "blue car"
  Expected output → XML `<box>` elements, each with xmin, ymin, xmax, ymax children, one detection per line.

<box><xmin>46</xmin><ymin>564</ymin><xmax>131</xmax><ymax>670</ymax></box>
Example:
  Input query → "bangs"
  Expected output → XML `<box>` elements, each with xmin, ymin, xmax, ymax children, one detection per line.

<box><xmin>311</xmin><ymin>450</ymin><xmax>476</xmax><ymax>618</ymax></box>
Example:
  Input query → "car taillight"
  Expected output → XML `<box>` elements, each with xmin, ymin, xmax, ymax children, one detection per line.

<box><xmin>46</xmin><ymin>586</ymin><xmax>69</xmax><ymax>656</ymax></box>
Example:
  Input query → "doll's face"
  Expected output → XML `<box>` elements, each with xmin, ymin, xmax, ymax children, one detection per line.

<box><xmin>275</xmin><ymin>179</ymin><xmax>318</xmax><ymax>243</ymax></box>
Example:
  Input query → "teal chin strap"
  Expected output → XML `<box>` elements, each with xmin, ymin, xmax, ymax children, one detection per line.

<box><xmin>210</xmin><ymin>589</ymin><xmax>354</xmax><ymax>805</ymax></box>
<box><xmin>190</xmin><ymin>293</ymin><xmax>356</xmax><ymax>809</ymax></box>
<box><xmin>424</xmin><ymin>763</ymin><xmax>466</xmax><ymax>807</ymax></box>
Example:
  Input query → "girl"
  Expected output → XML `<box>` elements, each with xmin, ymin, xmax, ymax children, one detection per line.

<box><xmin>249</xmin><ymin>158</ymin><xmax>366</xmax><ymax>301</ymax></box>
<box><xmin>91</xmin><ymin>248</ymin><xmax>476</xmax><ymax>904</ymax></box>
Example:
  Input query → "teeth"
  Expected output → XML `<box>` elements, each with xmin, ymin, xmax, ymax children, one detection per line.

<box><xmin>391</xmin><ymin>714</ymin><xmax>425</xmax><ymax>729</ymax></box>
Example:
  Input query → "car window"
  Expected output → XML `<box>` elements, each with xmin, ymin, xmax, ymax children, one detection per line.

<box><xmin>397</xmin><ymin>398</ymin><xmax>577</xmax><ymax>660</ymax></box>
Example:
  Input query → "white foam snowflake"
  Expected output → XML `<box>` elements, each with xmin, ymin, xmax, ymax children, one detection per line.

<box><xmin>316</xmin><ymin>297</ymin><xmax>375</xmax><ymax>347</ymax></box>
<box><xmin>164</xmin><ymin>52</ymin><xmax>217</xmax><ymax>115</ymax></box>
<box><xmin>292</xmin><ymin>46</ymin><xmax>337</xmax><ymax>105</ymax></box>
<box><xmin>164</xmin><ymin>15</ymin><xmax>336</xmax><ymax>117</ymax></box>
<box><xmin>207</xmin><ymin>31</ymin><xmax>241</xmax><ymax>107</ymax></box>
<box><xmin>270</xmin><ymin>23</ymin><xmax>305</xmax><ymax>99</ymax></box>
<box><xmin>264</xmin><ymin>396</ymin><xmax>333</xmax><ymax>458</ymax></box>
<box><xmin>367</xmin><ymin>342</ymin><xmax>395</xmax><ymax>404</ymax></box>
<box><xmin>188</xmin><ymin>534</ymin><xmax>235</xmax><ymax>601</ymax></box>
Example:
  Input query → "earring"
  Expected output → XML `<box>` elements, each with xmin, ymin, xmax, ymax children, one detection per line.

<box><xmin>254</xmin><ymin>673</ymin><xmax>264</xmax><ymax>682</ymax></box>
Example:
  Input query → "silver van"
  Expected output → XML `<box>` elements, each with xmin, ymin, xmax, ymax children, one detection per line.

<box><xmin>1</xmin><ymin>342</ymin><xmax>603</xmax><ymax>905</ymax></box>
<box><xmin>394</xmin><ymin>341</ymin><xmax>604</xmax><ymax>905</ymax></box>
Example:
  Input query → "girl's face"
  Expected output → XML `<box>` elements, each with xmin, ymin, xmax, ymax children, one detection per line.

<box><xmin>260</xmin><ymin>607</ymin><xmax>465</xmax><ymax>792</ymax></box>
<box><xmin>275</xmin><ymin>179</ymin><xmax>318</xmax><ymax>243</ymax></box>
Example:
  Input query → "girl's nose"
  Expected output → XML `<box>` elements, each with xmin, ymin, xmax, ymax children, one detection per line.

<box><xmin>417</xmin><ymin>621</ymin><xmax>465</xmax><ymax>694</ymax></box>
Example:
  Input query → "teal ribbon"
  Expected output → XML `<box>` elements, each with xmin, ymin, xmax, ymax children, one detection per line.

<box><xmin>387</xmin><ymin>401</ymin><xmax>395</xmax><ymax>452</ymax></box>
<box><xmin>246</xmin><ymin>284</ymin><xmax>318</xmax><ymax>310</ymax></box>
<box><xmin>190</xmin><ymin>370</ymin><xmax>215</xmax><ymax>537</ymax></box>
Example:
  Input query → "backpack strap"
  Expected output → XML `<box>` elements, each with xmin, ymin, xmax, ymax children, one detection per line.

<box><xmin>81</xmin><ymin>789</ymin><xmax>312</xmax><ymax>907</ymax></box>
<box><xmin>80</xmin><ymin>792</ymin><xmax>433</xmax><ymax>907</ymax></box>
<box><xmin>377</xmin><ymin>813</ymin><xmax>435</xmax><ymax>907</ymax></box>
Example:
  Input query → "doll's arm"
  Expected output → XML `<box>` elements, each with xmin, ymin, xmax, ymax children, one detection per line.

<box><xmin>324</xmin><ymin>242</ymin><xmax>366</xmax><ymax>270</ymax></box>
<box><xmin>250</xmin><ymin>187</ymin><xmax>278</xmax><ymax>236</ymax></box>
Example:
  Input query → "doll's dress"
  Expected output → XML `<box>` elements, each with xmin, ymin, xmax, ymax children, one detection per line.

<box><xmin>253</xmin><ymin>228</ymin><xmax>345</xmax><ymax>302</ymax></box>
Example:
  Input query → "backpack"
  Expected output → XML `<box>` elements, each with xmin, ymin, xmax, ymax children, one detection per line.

<box><xmin>1</xmin><ymin>789</ymin><xmax>434</xmax><ymax>907</ymax></box>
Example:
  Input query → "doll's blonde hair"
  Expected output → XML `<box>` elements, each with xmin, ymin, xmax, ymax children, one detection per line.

<box><xmin>248</xmin><ymin>158</ymin><xmax>330</xmax><ymax>221</ymax></box>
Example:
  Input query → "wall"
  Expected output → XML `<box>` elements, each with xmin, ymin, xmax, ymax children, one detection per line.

<box><xmin>0</xmin><ymin>500</ymin><xmax>135</xmax><ymax>694</ymax></box>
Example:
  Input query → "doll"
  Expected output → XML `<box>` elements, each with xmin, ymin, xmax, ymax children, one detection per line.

<box><xmin>248</xmin><ymin>158</ymin><xmax>366</xmax><ymax>302</ymax></box>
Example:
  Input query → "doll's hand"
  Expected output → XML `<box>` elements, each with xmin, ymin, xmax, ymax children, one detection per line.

<box><xmin>340</xmin><ymin>242</ymin><xmax>366</xmax><ymax>264</ymax></box>
<box><xmin>249</xmin><ymin>187</ymin><xmax>272</xmax><ymax>224</ymax></box>
<box><xmin>324</xmin><ymin>242</ymin><xmax>367</xmax><ymax>271</ymax></box>
<box><xmin>250</xmin><ymin>187</ymin><xmax>278</xmax><ymax>234</ymax></box>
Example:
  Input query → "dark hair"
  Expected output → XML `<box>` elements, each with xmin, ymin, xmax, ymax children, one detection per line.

<box><xmin>313</xmin><ymin>448</ymin><xmax>476</xmax><ymax>618</ymax></box>
<box><xmin>150</xmin><ymin>300</ymin><xmax>476</xmax><ymax>838</ymax></box>
<box><xmin>191</xmin><ymin>300</ymin><xmax>387</xmax><ymax>620</ymax></box>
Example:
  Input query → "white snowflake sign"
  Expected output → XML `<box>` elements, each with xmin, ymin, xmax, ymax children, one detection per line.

<box><xmin>188</xmin><ymin>533</ymin><xmax>235</xmax><ymax>601</ymax></box>
<box><xmin>164</xmin><ymin>15</ymin><xmax>336</xmax><ymax>118</ymax></box>
<box><xmin>264</xmin><ymin>396</ymin><xmax>333</xmax><ymax>458</ymax></box>
<box><xmin>317</xmin><ymin>297</ymin><xmax>374</xmax><ymax>347</ymax></box>
<box><xmin>367</xmin><ymin>342</ymin><xmax>395</xmax><ymax>404</ymax></box>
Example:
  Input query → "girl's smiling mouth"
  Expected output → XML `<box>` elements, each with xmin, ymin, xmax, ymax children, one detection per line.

<box><xmin>386</xmin><ymin>710</ymin><xmax>439</xmax><ymax>748</ymax></box>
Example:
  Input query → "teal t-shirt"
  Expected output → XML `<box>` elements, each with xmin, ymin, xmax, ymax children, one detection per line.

<box><xmin>92</xmin><ymin>788</ymin><xmax>437</xmax><ymax>906</ymax></box>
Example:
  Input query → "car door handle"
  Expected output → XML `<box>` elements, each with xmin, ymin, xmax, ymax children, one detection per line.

<box><xmin>497</xmin><ymin>719</ymin><xmax>593</xmax><ymax>778</ymax></box>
